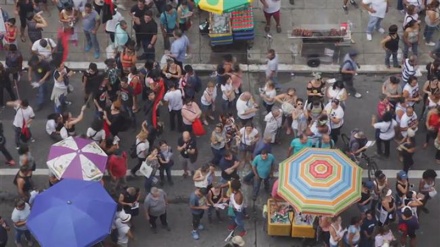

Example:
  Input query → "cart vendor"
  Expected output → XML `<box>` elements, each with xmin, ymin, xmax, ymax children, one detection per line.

<box><xmin>271</xmin><ymin>179</ymin><xmax>283</xmax><ymax>201</ymax></box>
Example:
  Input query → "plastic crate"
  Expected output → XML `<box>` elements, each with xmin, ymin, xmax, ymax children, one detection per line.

<box><xmin>266</xmin><ymin>199</ymin><xmax>292</xmax><ymax>237</ymax></box>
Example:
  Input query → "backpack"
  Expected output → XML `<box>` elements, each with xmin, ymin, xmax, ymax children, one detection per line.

<box><xmin>129</xmin><ymin>141</ymin><xmax>142</xmax><ymax>158</ymax></box>
<box><xmin>5</xmin><ymin>52</ymin><xmax>22</xmax><ymax>73</ymax></box>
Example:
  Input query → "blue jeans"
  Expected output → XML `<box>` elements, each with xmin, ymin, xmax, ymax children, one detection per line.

<box><xmin>424</xmin><ymin>25</ymin><xmax>437</xmax><ymax>43</ymax></box>
<box><xmin>366</xmin><ymin>16</ymin><xmax>383</xmax><ymax>34</ymax></box>
<box><xmin>36</xmin><ymin>81</ymin><xmax>48</xmax><ymax>107</ymax></box>
<box><xmin>14</xmin><ymin>228</ymin><xmax>31</xmax><ymax>244</ymax></box>
<box><xmin>243</xmin><ymin>172</ymin><xmax>270</xmax><ymax>199</ymax></box>
<box><xmin>385</xmin><ymin>49</ymin><xmax>399</xmax><ymax>67</ymax></box>
<box><xmin>54</xmin><ymin>94</ymin><xmax>66</xmax><ymax>114</ymax></box>
<box><xmin>229</xmin><ymin>210</ymin><xmax>245</xmax><ymax>233</ymax></box>
<box><xmin>269</xmin><ymin>76</ymin><xmax>281</xmax><ymax>89</ymax></box>
<box><xmin>211</xmin><ymin>147</ymin><xmax>225</xmax><ymax>166</ymax></box>
<box><xmin>403</xmin><ymin>42</ymin><xmax>418</xmax><ymax>59</ymax></box>
<box><xmin>84</xmin><ymin>30</ymin><xmax>100</xmax><ymax>53</ymax></box>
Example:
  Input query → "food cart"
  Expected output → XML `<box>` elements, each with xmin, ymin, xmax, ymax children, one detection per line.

<box><xmin>264</xmin><ymin>199</ymin><xmax>316</xmax><ymax>238</ymax></box>
<box><xmin>208</xmin><ymin>7</ymin><xmax>255</xmax><ymax>50</ymax></box>
<box><xmin>288</xmin><ymin>23</ymin><xmax>353</xmax><ymax>66</ymax></box>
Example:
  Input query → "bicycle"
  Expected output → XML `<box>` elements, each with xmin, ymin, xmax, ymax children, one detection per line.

<box><xmin>340</xmin><ymin>133</ymin><xmax>379</xmax><ymax>181</ymax></box>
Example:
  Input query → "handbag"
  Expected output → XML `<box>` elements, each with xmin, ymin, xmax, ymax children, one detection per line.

<box><xmin>192</xmin><ymin>118</ymin><xmax>206</xmax><ymax>136</ymax></box>
<box><xmin>20</xmin><ymin>110</ymin><xmax>31</xmax><ymax>142</ymax></box>
<box><xmin>139</xmin><ymin>161</ymin><xmax>154</xmax><ymax>178</ymax></box>
<box><xmin>227</xmin><ymin>205</ymin><xmax>236</xmax><ymax>217</ymax></box>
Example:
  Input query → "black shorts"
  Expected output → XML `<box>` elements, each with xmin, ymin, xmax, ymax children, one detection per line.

<box><xmin>320</xmin><ymin>231</ymin><xmax>330</xmax><ymax>245</ymax></box>
<box><xmin>19</xmin><ymin>15</ymin><xmax>27</xmax><ymax>29</ymax></box>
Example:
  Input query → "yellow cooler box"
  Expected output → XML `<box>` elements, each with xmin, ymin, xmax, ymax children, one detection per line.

<box><xmin>266</xmin><ymin>199</ymin><xmax>292</xmax><ymax>236</ymax></box>
<box><xmin>291</xmin><ymin>212</ymin><xmax>316</xmax><ymax>238</ymax></box>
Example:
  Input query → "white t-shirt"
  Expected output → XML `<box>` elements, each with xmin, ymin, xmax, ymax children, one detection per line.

<box><xmin>31</xmin><ymin>39</ymin><xmax>56</xmax><ymax>60</ymax></box>
<box><xmin>262</xmin><ymin>87</ymin><xmax>276</xmax><ymax>105</ymax></box>
<box><xmin>403</xmin><ymin>83</ymin><xmax>420</xmax><ymax>107</ymax></box>
<box><xmin>13</xmin><ymin>106</ymin><xmax>35</xmax><ymax>128</ymax></box>
<box><xmin>327</xmin><ymin>87</ymin><xmax>347</xmax><ymax>102</ymax></box>
<box><xmin>46</xmin><ymin>119</ymin><xmax>57</xmax><ymax>135</ymax></box>
<box><xmin>11</xmin><ymin>203</ymin><xmax>31</xmax><ymax>230</ymax></box>
<box><xmin>374</xmin><ymin>120</ymin><xmax>397</xmax><ymax>140</ymax></box>
<box><xmin>362</xmin><ymin>0</ymin><xmax>388</xmax><ymax>18</ymax></box>
<box><xmin>263</xmin><ymin>0</ymin><xmax>281</xmax><ymax>14</ymax></box>
<box><xmin>221</xmin><ymin>83</ymin><xmax>234</xmax><ymax>101</ymax></box>
<box><xmin>400</xmin><ymin>112</ymin><xmax>418</xmax><ymax>137</ymax></box>
<box><xmin>239</xmin><ymin>128</ymin><xmax>259</xmax><ymax>145</ymax></box>
<box><xmin>86</xmin><ymin>128</ymin><xmax>106</xmax><ymax>142</ymax></box>
<box><xmin>375</xmin><ymin>232</ymin><xmax>395</xmax><ymax>247</ymax></box>
<box><xmin>106</xmin><ymin>12</ymin><xmax>124</xmax><ymax>32</ymax></box>
<box><xmin>236</xmin><ymin>96</ymin><xmax>255</xmax><ymax>120</ymax></box>
<box><xmin>163</xmin><ymin>90</ymin><xmax>183</xmax><ymax>111</ymax></box>
<box><xmin>201</xmin><ymin>88</ymin><xmax>217</xmax><ymax>106</ymax></box>
<box><xmin>136</xmin><ymin>138</ymin><xmax>149</xmax><ymax>159</ymax></box>
<box><xmin>53</xmin><ymin>69</ymin><xmax>69</xmax><ymax>90</ymax></box>
<box><xmin>115</xmin><ymin>218</ymin><xmax>130</xmax><ymax>244</ymax></box>
<box><xmin>266</xmin><ymin>55</ymin><xmax>278</xmax><ymax>78</ymax></box>
<box><xmin>324</xmin><ymin>103</ymin><xmax>344</xmax><ymax>129</ymax></box>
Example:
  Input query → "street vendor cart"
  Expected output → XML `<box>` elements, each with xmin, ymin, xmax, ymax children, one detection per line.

<box><xmin>288</xmin><ymin>23</ymin><xmax>353</xmax><ymax>66</ymax></box>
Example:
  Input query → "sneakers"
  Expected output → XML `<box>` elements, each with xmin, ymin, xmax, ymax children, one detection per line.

<box><xmin>343</xmin><ymin>5</ymin><xmax>348</xmax><ymax>13</ymax></box>
<box><xmin>377</xmin><ymin>28</ymin><xmax>385</xmax><ymax>34</ymax></box>
<box><xmin>354</xmin><ymin>93</ymin><xmax>362</xmax><ymax>98</ymax></box>
<box><xmin>94</xmin><ymin>52</ymin><xmax>100</xmax><ymax>59</ymax></box>
<box><xmin>191</xmin><ymin>230</ymin><xmax>199</xmax><ymax>240</ymax></box>
<box><xmin>426</xmin><ymin>42</ymin><xmax>436</xmax><ymax>46</ymax></box>
<box><xmin>366</xmin><ymin>33</ymin><xmax>372</xmax><ymax>41</ymax></box>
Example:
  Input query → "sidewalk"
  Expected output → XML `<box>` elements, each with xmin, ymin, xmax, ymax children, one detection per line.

<box><xmin>0</xmin><ymin>0</ymin><xmax>434</xmax><ymax>71</ymax></box>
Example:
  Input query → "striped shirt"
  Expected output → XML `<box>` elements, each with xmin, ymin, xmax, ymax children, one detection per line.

<box><xmin>402</xmin><ymin>59</ymin><xmax>416</xmax><ymax>84</ymax></box>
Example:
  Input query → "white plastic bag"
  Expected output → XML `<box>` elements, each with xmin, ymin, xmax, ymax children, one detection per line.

<box><xmin>106</xmin><ymin>44</ymin><xmax>115</xmax><ymax>59</ymax></box>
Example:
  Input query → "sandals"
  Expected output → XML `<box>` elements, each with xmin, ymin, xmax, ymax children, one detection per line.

<box><xmin>276</xmin><ymin>25</ymin><xmax>282</xmax><ymax>33</ymax></box>
<box><xmin>264</xmin><ymin>25</ymin><xmax>270</xmax><ymax>33</ymax></box>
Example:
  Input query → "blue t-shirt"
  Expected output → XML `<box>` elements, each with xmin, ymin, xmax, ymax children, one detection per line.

<box><xmin>82</xmin><ymin>10</ymin><xmax>100</xmax><ymax>32</ymax></box>
<box><xmin>252</xmin><ymin>154</ymin><xmax>275</xmax><ymax>179</ymax></box>
<box><xmin>160</xmin><ymin>10</ymin><xmax>178</xmax><ymax>31</ymax></box>
<box><xmin>290</xmin><ymin>138</ymin><xmax>313</xmax><ymax>154</ymax></box>
<box><xmin>189</xmin><ymin>192</ymin><xmax>206</xmax><ymax>215</ymax></box>
<box><xmin>171</xmin><ymin>35</ymin><xmax>189</xmax><ymax>62</ymax></box>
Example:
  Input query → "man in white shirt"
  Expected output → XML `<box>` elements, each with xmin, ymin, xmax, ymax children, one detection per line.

<box><xmin>362</xmin><ymin>0</ymin><xmax>388</xmax><ymax>41</ymax></box>
<box><xmin>31</xmin><ymin>38</ymin><xmax>56</xmax><ymax>61</ymax></box>
<box><xmin>7</xmin><ymin>99</ymin><xmax>35</xmax><ymax>149</ymax></box>
<box><xmin>324</xmin><ymin>99</ymin><xmax>344</xmax><ymax>144</ymax></box>
<box><xmin>11</xmin><ymin>199</ymin><xmax>33</xmax><ymax>246</ymax></box>
<box><xmin>236</xmin><ymin>92</ymin><xmax>259</xmax><ymax>126</ymax></box>
<box><xmin>266</xmin><ymin>49</ymin><xmax>280</xmax><ymax>90</ymax></box>
<box><xmin>163</xmin><ymin>82</ymin><xmax>183</xmax><ymax>132</ymax></box>
<box><xmin>115</xmin><ymin>211</ymin><xmax>134</xmax><ymax>247</ymax></box>
<box><xmin>400</xmin><ymin>106</ymin><xmax>418</xmax><ymax>138</ymax></box>
<box><xmin>105</xmin><ymin>9</ymin><xmax>124</xmax><ymax>43</ymax></box>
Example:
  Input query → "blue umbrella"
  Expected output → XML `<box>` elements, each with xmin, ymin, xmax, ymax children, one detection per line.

<box><xmin>27</xmin><ymin>179</ymin><xmax>117</xmax><ymax>247</ymax></box>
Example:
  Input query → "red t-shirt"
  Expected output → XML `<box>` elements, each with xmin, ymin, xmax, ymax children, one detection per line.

<box><xmin>107</xmin><ymin>152</ymin><xmax>127</xmax><ymax>178</ymax></box>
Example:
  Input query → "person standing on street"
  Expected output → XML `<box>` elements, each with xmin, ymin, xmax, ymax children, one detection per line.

<box><xmin>130</xmin><ymin>0</ymin><xmax>148</xmax><ymax>51</ymax></box>
<box><xmin>7</xmin><ymin>100</ymin><xmax>35</xmax><ymax>149</ymax></box>
<box><xmin>177</xmin><ymin>131</ymin><xmax>198</xmax><ymax>177</ymax></box>
<box><xmin>0</xmin><ymin>216</ymin><xmax>10</xmax><ymax>247</ymax></box>
<box><xmin>381</xmin><ymin>25</ymin><xmax>401</xmax><ymax>69</ymax></box>
<box><xmin>135</xmin><ymin>10</ymin><xmax>158</xmax><ymax>61</ymax></box>
<box><xmin>260</xmin><ymin>0</ymin><xmax>281</xmax><ymax>33</ymax></box>
<box><xmin>81</xmin><ymin>3</ymin><xmax>101</xmax><ymax>59</ymax></box>
<box><xmin>402</xmin><ymin>20</ymin><xmax>420</xmax><ymax>59</ymax></box>
<box><xmin>424</xmin><ymin>1</ymin><xmax>440</xmax><ymax>47</ymax></box>
<box><xmin>144</xmin><ymin>187</ymin><xmax>171</xmax><ymax>233</ymax></box>
<box><xmin>340</xmin><ymin>50</ymin><xmax>362</xmax><ymax>98</ymax></box>
<box><xmin>228</xmin><ymin>179</ymin><xmax>247</xmax><ymax>237</ymax></box>
<box><xmin>361</xmin><ymin>0</ymin><xmax>388</xmax><ymax>41</ymax></box>
<box><xmin>265</xmin><ymin>49</ymin><xmax>280</xmax><ymax>90</ymax></box>
<box><xmin>0</xmin><ymin>63</ymin><xmax>17</xmax><ymax>109</ymax></box>
<box><xmin>119</xmin><ymin>77</ymin><xmax>136</xmax><ymax>129</ymax></box>
<box><xmin>181</xmin><ymin>98</ymin><xmax>201</xmax><ymax>133</ymax></box>
<box><xmin>189</xmin><ymin>187</ymin><xmax>209</xmax><ymax>240</ymax></box>
<box><xmin>160</xmin><ymin>4</ymin><xmax>178</xmax><ymax>50</ymax></box>
<box><xmin>236</xmin><ymin>92</ymin><xmax>259</xmax><ymax>126</ymax></box>
<box><xmin>163</xmin><ymin>82</ymin><xmax>183</xmax><ymax>132</ymax></box>
<box><xmin>28</xmin><ymin>55</ymin><xmax>50</xmax><ymax>111</ymax></box>
<box><xmin>243</xmin><ymin>150</ymin><xmax>275</xmax><ymax>201</ymax></box>
<box><xmin>11</xmin><ymin>199</ymin><xmax>32</xmax><ymax>247</ymax></box>
<box><xmin>169</xmin><ymin>29</ymin><xmax>190</xmax><ymax>69</ymax></box>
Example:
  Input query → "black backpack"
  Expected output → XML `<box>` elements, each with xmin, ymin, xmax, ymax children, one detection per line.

<box><xmin>129</xmin><ymin>142</ymin><xmax>142</xmax><ymax>158</ymax></box>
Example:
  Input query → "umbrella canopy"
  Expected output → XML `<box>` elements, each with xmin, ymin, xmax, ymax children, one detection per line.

<box><xmin>278</xmin><ymin>148</ymin><xmax>363</xmax><ymax>216</ymax></box>
<box><xmin>195</xmin><ymin>0</ymin><xmax>252</xmax><ymax>14</ymax></box>
<box><xmin>27</xmin><ymin>179</ymin><xmax>117</xmax><ymax>247</ymax></box>
<box><xmin>47</xmin><ymin>137</ymin><xmax>108</xmax><ymax>181</ymax></box>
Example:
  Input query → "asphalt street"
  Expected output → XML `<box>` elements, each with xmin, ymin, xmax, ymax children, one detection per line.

<box><xmin>0</xmin><ymin>72</ymin><xmax>438</xmax><ymax>246</ymax></box>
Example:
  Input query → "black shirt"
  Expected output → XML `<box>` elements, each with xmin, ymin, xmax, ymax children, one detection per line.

<box><xmin>16</xmin><ymin>0</ymin><xmax>34</xmax><ymax>16</ymax></box>
<box><xmin>0</xmin><ymin>223</ymin><xmax>7</xmax><ymax>244</ymax></box>
<box><xmin>138</xmin><ymin>19</ymin><xmax>158</xmax><ymax>41</ymax></box>
<box><xmin>177</xmin><ymin>137</ymin><xmax>197</xmax><ymax>159</ymax></box>
<box><xmin>83</xmin><ymin>72</ymin><xmax>103</xmax><ymax>94</ymax></box>
<box><xmin>0</xmin><ymin>70</ymin><xmax>11</xmax><ymax>87</ymax></box>
<box><xmin>130</xmin><ymin>5</ymin><xmax>148</xmax><ymax>20</ymax></box>
<box><xmin>119</xmin><ymin>85</ymin><xmax>134</xmax><ymax>107</ymax></box>
<box><xmin>219</xmin><ymin>156</ymin><xmax>239</xmax><ymax>181</ymax></box>
<box><xmin>94</xmin><ymin>86</ymin><xmax>109</xmax><ymax>110</ymax></box>
<box><xmin>33</xmin><ymin>60</ymin><xmax>51</xmax><ymax>80</ymax></box>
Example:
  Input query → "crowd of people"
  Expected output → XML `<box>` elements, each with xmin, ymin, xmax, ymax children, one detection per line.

<box><xmin>0</xmin><ymin>0</ymin><xmax>438</xmax><ymax>247</ymax></box>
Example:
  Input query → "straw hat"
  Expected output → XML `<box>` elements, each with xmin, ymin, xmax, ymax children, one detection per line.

<box><xmin>231</xmin><ymin>236</ymin><xmax>245</xmax><ymax>246</ymax></box>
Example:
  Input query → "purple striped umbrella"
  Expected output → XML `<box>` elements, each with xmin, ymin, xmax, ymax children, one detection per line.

<box><xmin>46</xmin><ymin>137</ymin><xmax>108</xmax><ymax>181</ymax></box>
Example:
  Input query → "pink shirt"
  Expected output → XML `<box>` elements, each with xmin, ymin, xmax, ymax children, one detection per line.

<box><xmin>181</xmin><ymin>103</ymin><xmax>201</xmax><ymax>125</ymax></box>
<box><xmin>271</xmin><ymin>179</ymin><xmax>282</xmax><ymax>200</ymax></box>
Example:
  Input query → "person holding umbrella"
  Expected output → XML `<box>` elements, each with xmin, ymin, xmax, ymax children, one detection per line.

<box><xmin>11</xmin><ymin>198</ymin><xmax>32</xmax><ymax>247</ymax></box>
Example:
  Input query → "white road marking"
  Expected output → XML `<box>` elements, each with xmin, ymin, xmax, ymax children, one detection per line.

<box><xmin>0</xmin><ymin>169</ymin><xmax>437</xmax><ymax>179</ymax></box>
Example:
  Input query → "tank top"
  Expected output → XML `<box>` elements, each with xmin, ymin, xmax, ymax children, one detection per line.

<box><xmin>210</xmin><ymin>188</ymin><xmax>222</xmax><ymax>204</ymax></box>
<box><xmin>5</xmin><ymin>26</ymin><xmax>16</xmax><ymax>43</ymax></box>
<box><xmin>178</xmin><ymin>6</ymin><xmax>190</xmax><ymax>24</ymax></box>
<box><xmin>27</xmin><ymin>20</ymin><xmax>42</xmax><ymax>42</ymax></box>
<box><xmin>229</xmin><ymin>192</ymin><xmax>244</xmax><ymax>212</ymax></box>
<box><xmin>307</xmin><ymin>81</ymin><xmax>325</xmax><ymax>102</ymax></box>
<box><xmin>13</xmin><ymin>172</ymin><xmax>32</xmax><ymax>193</ymax></box>
<box><xmin>396</xmin><ymin>181</ymin><xmax>407</xmax><ymax>198</ymax></box>
<box><xmin>407</xmin><ymin>29</ymin><xmax>419</xmax><ymax>43</ymax></box>
<box><xmin>194</xmin><ymin>170</ymin><xmax>211</xmax><ymax>188</ymax></box>
<box><xmin>121</xmin><ymin>52</ymin><xmax>134</xmax><ymax>69</ymax></box>
<box><xmin>384</xmin><ymin>34</ymin><xmax>400</xmax><ymax>51</ymax></box>
<box><xmin>329</xmin><ymin>223</ymin><xmax>343</xmax><ymax>245</ymax></box>
<box><xmin>427</xmin><ymin>81</ymin><xmax>439</xmax><ymax>95</ymax></box>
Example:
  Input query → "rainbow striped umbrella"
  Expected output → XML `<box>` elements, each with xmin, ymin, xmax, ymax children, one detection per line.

<box><xmin>195</xmin><ymin>0</ymin><xmax>252</xmax><ymax>14</ymax></box>
<box><xmin>278</xmin><ymin>148</ymin><xmax>362</xmax><ymax>216</ymax></box>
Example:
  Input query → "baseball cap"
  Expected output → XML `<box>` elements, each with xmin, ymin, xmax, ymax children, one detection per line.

<box><xmin>397</xmin><ymin>170</ymin><xmax>408</xmax><ymax>180</ymax></box>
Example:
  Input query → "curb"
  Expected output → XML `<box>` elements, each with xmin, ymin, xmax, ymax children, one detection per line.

<box><xmin>1</xmin><ymin>61</ymin><xmax>427</xmax><ymax>74</ymax></box>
